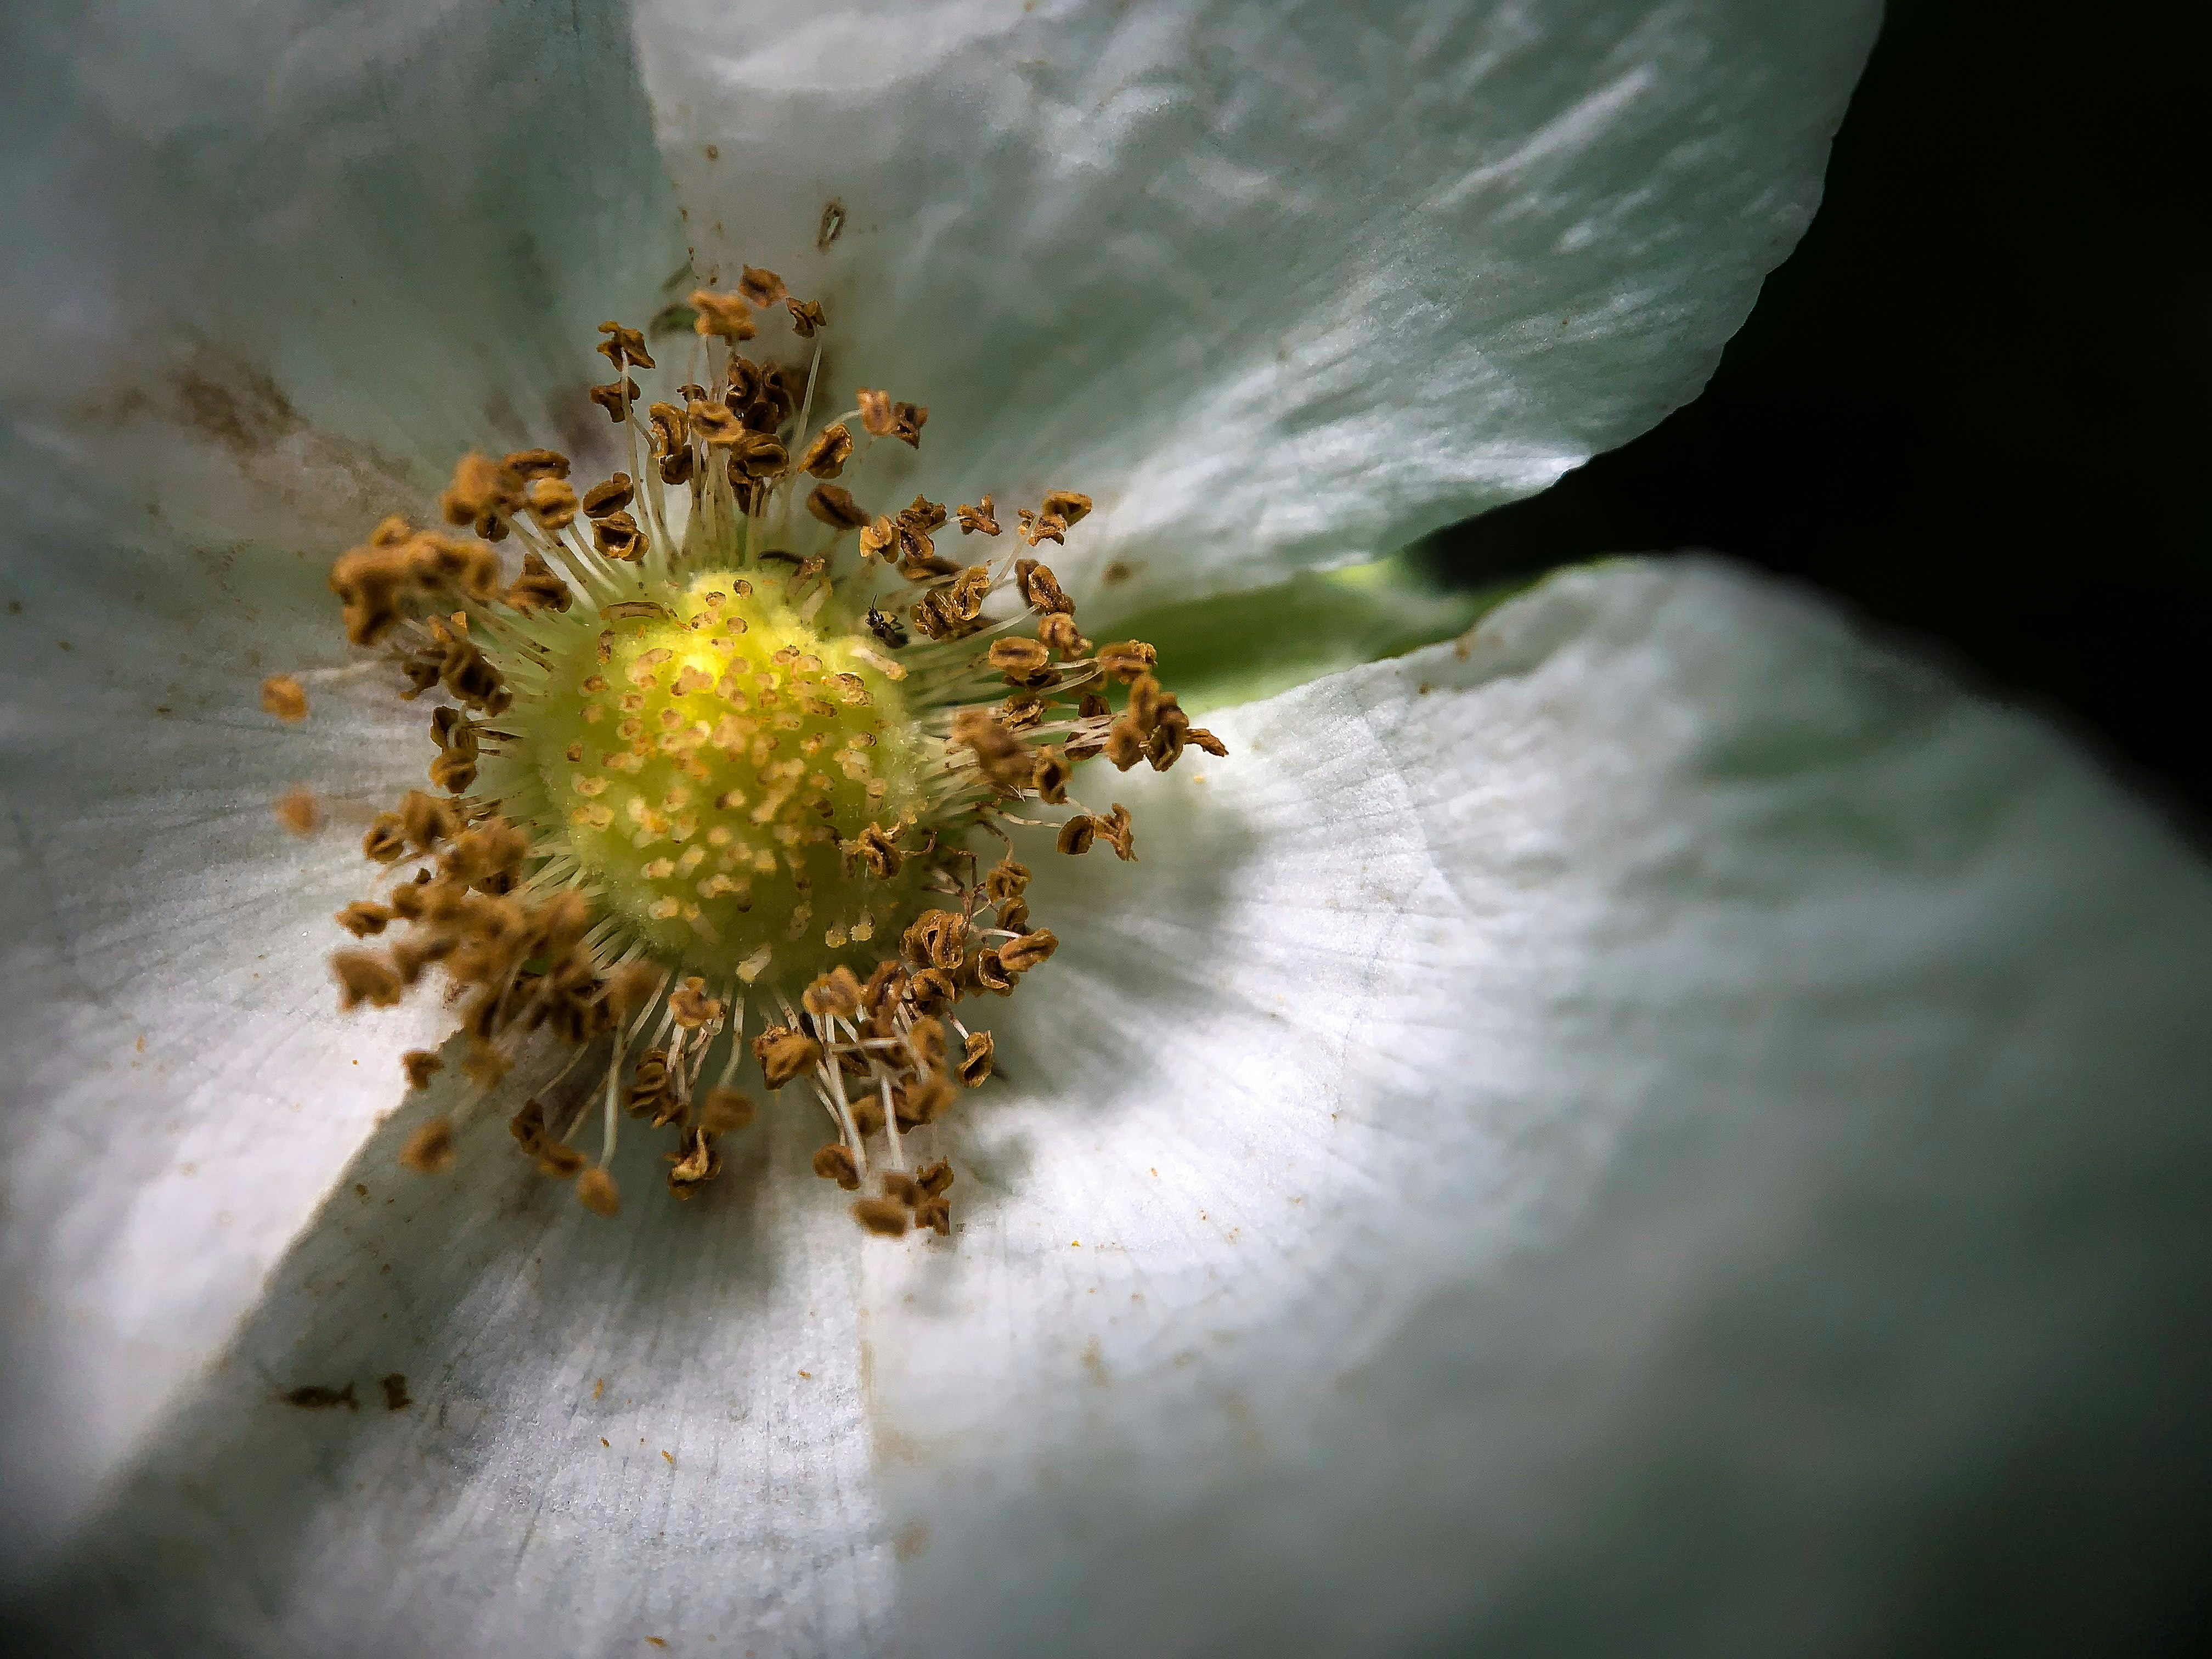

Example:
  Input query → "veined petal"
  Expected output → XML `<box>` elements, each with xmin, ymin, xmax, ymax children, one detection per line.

<box><xmin>858</xmin><ymin>560</ymin><xmax>2212</xmax><ymax>1654</ymax></box>
<box><xmin>3</xmin><ymin>1094</ymin><xmax>893</xmax><ymax>1654</ymax></box>
<box><xmin>631</xmin><ymin>0</ymin><xmax>1880</xmax><ymax>618</ymax></box>
<box><xmin>0</xmin><ymin>0</ymin><xmax>683</xmax><ymax>1578</ymax></box>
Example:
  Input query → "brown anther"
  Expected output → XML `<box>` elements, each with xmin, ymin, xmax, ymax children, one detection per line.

<box><xmin>853</xmin><ymin>1197</ymin><xmax>910</xmax><ymax>1236</ymax></box>
<box><xmin>537</xmin><ymin>1141</ymin><xmax>588</xmax><ymax>1178</ymax></box>
<box><xmin>685</xmin><ymin>398</ymin><xmax>746</xmax><ymax>449</ymax></box>
<box><xmin>754</xmin><ymin>1026</ymin><xmax>824</xmax><ymax>1089</ymax></box>
<box><xmin>275</xmin><ymin>787</ymin><xmax>324</xmax><ymax>837</ymax></box>
<box><xmin>436</xmin><ymin>636</ymin><xmax>508</xmax><ymax>714</ymax></box>
<box><xmin>1014</xmin><ymin>559</ymin><xmax>1076</xmax><ymax>616</ymax></box>
<box><xmin>459</xmin><ymin>1044</ymin><xmax>510</xmax><ymax>1090</ymax></box>
<box><xmin>956</xmin><ymin>496</ymin><xmax>1001</xmax><ymax>537</ymax></box>
<box><xmin>698</xmin><ymin>1085</ymin><xmax>757</xmax><ymax>1135</ymax></box>
<box><xmin>328</xmin><ymin>541</ymin><xmax>415</xmax><ymax>646</ymax></box>
<box><xmin>398</xmin><ymin>1117</ymin><xmax>456</xmax><ymax>1175</ymax></box>
<box><xmin>505</xmin><ymin>448</ymin><xmax>571</xmax><ymax>481</ymax></box>
<box><xmin>1056</xmin><ymin>815</ymin><xmax>1097</xmax><ymax>856</ymax></box>
<box><xmin>857</xmin><ymin>517</ymin><xmax>895</xmax><ymax>562</ymax></box>
<box><xmin>1189</xmin><ymin>728</ymin><xmax>1230</xmax><ymax>757</ymax></box>
<box><xmin>881</xmin><ymin>1171</ymin><xmax>921</xmax><ymax>1207</ymax></box>
<box><xmin>646</xmin><ymin>403</ymin><xmax>689</xmax><ymax>461</ymax></box>
<box><xmin>524</xmin><ymin>477</ymin><xmax>579</xmax><ymax>531</ymax></box>
<box><xmin>576</xmin><ymin>1167</ymin><xmax>621</xmax><ymax>1218</ymax></box>
<box><xmin>896</xmin><ymin>495</ymin><xmax>948</xmax><ymax>535</ymax></box>
<box><xmin>855</xmin><ymin>388</ymin><xmax>928</xmax><ymax>447</ymax></box>
<box><xmin>336</xmin><ymin>900</ymin><xmax>393</xmax><ymax>938</ymax></box>
<box><xmin>901</xmin><ymin>908</ymin><xmax>969</xmax><ymax>972</ymax></box>
<box><xmin>399</xmin><ymin>789</ymin><xmax>458</xmax><ymax>851</ymax></box>
<box><xmin>261</xmin><ymin>674</ymin><xmax>308</xmax><ymax>721</ymax></box>
<box><xmin>402</xmin><ymin>1049</ymin><xmax>444</xmax><ymax>1091</ymax></box>
<box><xmin>667</xmin><ymin>1127</ymin><xmax>722</xmax><ymax>1199</ymax></box>
<box><xmin>997</xmin><ymin>897</ymin><xmax>1031</xmax><ymax>935</ymax></box>
<box><xmin>670</xmin><ymin>975</ymin><xmax>725</xmax><ymax>1030</ymax></box>
<box><xmin>428</xmin><ymin>748</ymin><xmax>477</xmax><ymax>794</ymax></box>
<box><xmin>1146</xmin><ymin>706</ymin><xmax>1192</xmax><ymax>771</ymax></box>
<box><xmin>1097</xmin><ymin>803</ymin><xmax>1136</xmax><ymax>861</ymax></box>
<box><xmin>362</xmin><ymin>812</ymin><xmax>408</xmax><ymax>864</ymax></box>
<box><xmin>588</xmin><ymin>380</ymin><xmax>643</xmax><ymax>422</ymax></box>
<box><xmin>603</xmin><ymin>960</ymin><xmax>663</xmax><ymax>1016</ymax></box>
<box><xmin>959</xmin><ymin>1031</ymin><xmax>995</xmax><ymax>1087</ymax></box>
<box><xmin>595</xmin><ymin>321</ymin><xmax>655</xmax><ymax>369</ymax></box>
<box><xmin>854</xmin><ymin>821</ymin><xmax>905</xmax><ymax>879</ymax></box>
<box><xmin>862</xmin><ymin>960</ymin><xmax>906</xmax><ymax>1013</ymax></box>
<box><xmin>974</xmin><ymin>949</ymin><xmax>1015</xmax><ymax>995</ymax></box>
<box><xmin>812</xmin><ymin>1142</ymin><xmax>861</xmax><ymax>1190</ymax></box>
<box><xmin>1015</xmin><ymin>509</ymin><xmax>1067</xmax><ymax>547</ymax></box>
<box><xmin>798</xmin><ymin>422</ymin><xmax>853</xmax><ymax>478</ymax></box>
<box><xmin>999</xmin><ymin>929</ymin><xmax>1059</xmax><ymax>973</ymax></box>
<box><xmin>985</xmin><ymin>859</ymin><xmax>1031</xmax><ymax>902</ymax></box>
<box><xmin>943</xmin><ymin>565</ymin><xmax>992</xmax><ymax>624</ymax></box>
<box><xmin>506</xmin><ymin>550</ymin><xmax>573</xmax><ymax>614</ymax></box>
<box><xmin>899</xmin><ymin>1072</ymin><xmax>958</xmax><ymax>1126</ymax></box>
<box><xmin>333</xmin><ymin>950</ymin><xmax>404</xmax><ymax>1011</ymax></box>
<box><xmin>802</xmin><ymin>965</ymin><xmax>864</xmax><ymax>1022</ymax></box>
<box><xmin>440</xmin><ymin>453</ymin><xmax>525</xmax><ymax>527</ymax></box>
<box><xmin>786</xmin><ymin>297</ymin><xmax>827</xmax><ymax>337</ymax></box>
<box><xmin>999</xmin><ymin>692</ymin><xmax>1047</xmax><ymax>731</ymax></box>
<box><xmin>1041</xmin><ymin>490</ymin><xmax>1093</xmax><ymax>527</ymax></box>
<box><xmin>593</xmin><ymin>512</ymin><xmax>648</xmax><ymax>562</ymax></box>
<box><xmin>737</xmin><ymin>266</ymin><xmax>788</xmax><ymax>308</ymax></box>
<box><xmin>950</xmin><ymin>708</ymin><xmax>1032</xmax><ymax>791</ymax></box>
<box><xmin>582</xmin><ymin>474</ymin><xmax>636</xmax><ymax>518</ymax></box>
<box><xmin>989</xmin><ymin>637</ymin><xmax>1054</xmax><ymax>687</ymax></box>
<box><xmin>1038</xmin><ymin>613</ymin><xmax>1090</xmax><ymax>658</ymax></box>
<box><xmin>907</xmin><ymin>967</ymin><xmax>957</xmax><ymax>1013</ymax></box>
<box><xmin>1104</xmin><ymin>718</ymin><xmax>1146</xmax><ymax>771</ymax></box>
<box><xmin>906</xmin><ymin>1017</ymin><xmax>948</xmax><ymax>1071</ymax></box>
<box><xmin>1030</xmin><ymin>746</ymin><xmax>1072</xmax><ymax>804</ymax></box>
<box><xmin>690</xmin><ymin>289</ymin><xmax>756</xmax><ymax>341</ymax></box>
<box><xmin>1097</xmin><ymin>640</ymin><xmax>1159</xmax><ymax>683</ymax></box>
<box><xmin>508</xmin><ymin>1098</ymin><xmax>547</xmax><ymax>1153</ymax></box>
<box><xmin>726</xmin><ymin>431</ymin><xmax>788</xmax><ymax>478</ymax></box>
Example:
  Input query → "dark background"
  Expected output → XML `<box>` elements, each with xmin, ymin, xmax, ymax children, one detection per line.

<box><xmin>1425</xmin><ymin>0</ymin><xmax>2209</xmax><ymax>828</ymax></box>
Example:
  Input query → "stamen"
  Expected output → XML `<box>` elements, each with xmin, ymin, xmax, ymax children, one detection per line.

<box><xmin>273</xmin><ymin>280</ymin><xmax>1224</xmax><ymax>1234</ymax></box>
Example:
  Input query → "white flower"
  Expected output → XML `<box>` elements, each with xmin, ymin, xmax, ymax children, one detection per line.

<box><xmin>9</xmin><ymin>3</ymin><xmax>2204</xmax><ymax>1655</ymax></box>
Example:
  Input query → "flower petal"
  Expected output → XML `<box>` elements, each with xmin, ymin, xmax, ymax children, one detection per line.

<box><xmin>858</xmin><ymin>558</ymin><xmax>2212</xmax><ymax>1654</ymax></box>
<box><xmin>4</xmin><ymin>0</ymin><xmax>686</xmax><ymax>548</ymax></box>
<box><xmin>631</xmin><ymin>0</ymin><xmax>1880</xmax><ymax>616</ymax></box>
<box><xmin>0</xmin><ymin>0</ymin><xmax>684</xmax><ymax>1578</ymax></box>
<box><xmin>3</xmin><ymin>1092</ymin><xmax>894</xmax><ymax>1652</ymax></box>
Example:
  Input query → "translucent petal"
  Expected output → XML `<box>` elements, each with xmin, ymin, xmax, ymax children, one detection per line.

<box><xmin>857</xmin><ymin>559</ymin><xmax>2212</xmax><ymax>1655</ymax></box>
<box><xmin>0</xmin><ymin>0</ymin><xmax>683</xmax><ymax>1578</ymax></box>
<box><xmin>631</xmin><ymin>0</ymin><xmax>1880</xmax><ymax>618</ymax></box>
<box><xmin>4</xmin><ymin>1098</ymin><xmax>894</xmax><ymax>1652</ymax></box>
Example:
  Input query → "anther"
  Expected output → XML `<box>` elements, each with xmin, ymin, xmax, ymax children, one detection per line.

<box><xmin>261</xmin><ymin>675</ymin><xmax>309</xmax><ymax>721</ymax></box>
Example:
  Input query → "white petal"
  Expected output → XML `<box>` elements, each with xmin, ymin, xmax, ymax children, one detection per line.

<box><xmin>4</xmin><ymin>0</ymin><xmax>686</xmax><ymax>547</ymax></box>
<box><xmin>0</xmin><ymin>0</ymin><xmax>683</xmax><ymax>1579</ymax></box>
<box><xmin>630</xmin><ymin>0</ymin><xmax>1880</xmax><ymax>616</ymax></box>
<box><xmin>4</xmin><ymin>1090</ymin><xmax>893</xmax><ymax>1654</ymax></box>
<box><xmin>858</xmin><ymin>559</ymin><xmax>2212</xmax><ymax>1654</ymax></box>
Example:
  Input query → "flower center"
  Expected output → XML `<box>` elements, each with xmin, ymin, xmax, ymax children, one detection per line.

<box><xmin>520</xmin><ymin>569</ymin><xmax>929</xmax><ymax>983</ymax></box>
<box><xmin>265</xmin><ymin>269</ymin><xmax>1228</xmax><ymax>1235</ymax></box>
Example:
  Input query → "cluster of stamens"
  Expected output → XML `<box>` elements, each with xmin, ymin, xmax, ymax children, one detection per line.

<box><xmin>263</xmin><ymin>264</ymin><xmax>1223</xmax><ymax>1235</ymax></box>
